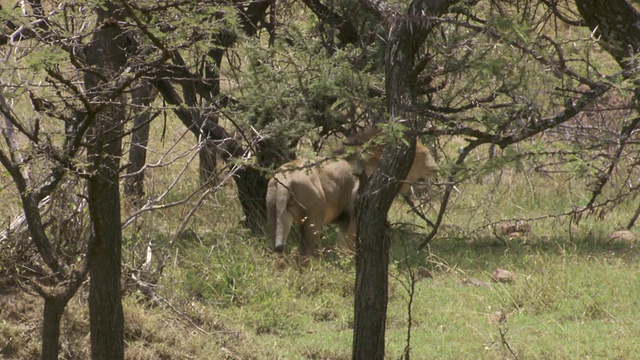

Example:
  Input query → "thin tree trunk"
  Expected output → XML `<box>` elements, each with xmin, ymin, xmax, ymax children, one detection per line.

<box><xmin>36</xmin><ymin>274</ymin><xmax>89</xmax><ymax>360</ymax></box>
<box><xmin>199</xmin><ymin>140</ymin><xmax>219</xmax><ymax>185</ymax></box>
<box><xmin>41</xmin><ymin>298</ymin><xmax>64</xmax><ymax>360</ymax></box>
<box><xmin>87</xmin><ymin>168</ymin><xmax>124</xmax><ymax>360</ymax></box>
<box><xmin>353</xmin><ymin>138</ymin><xmax>415</xmax><ymax>360</ymax></box>
<box><xmin>84</xmin><ymin>2</ymin><xmax>129</xmax><ymax>359</ymax></box>
<box><xmin>352</xmin><ymin>190</ymin><xmax>394</xmax><ymax>358</ymax></box>
<box><xmin>198</xmin><ymin>49</ymin><xmax>223</xmax><ymax>186</ymax></box>
<box><xmin>125</xmin><ymin>81</ymin><xmax>156</xmax><ymax>201</ymax></box>
<box><xmin>2</xmin><ymin>87</ymin><xmax>90</xmax><ymax>360</ymax></box>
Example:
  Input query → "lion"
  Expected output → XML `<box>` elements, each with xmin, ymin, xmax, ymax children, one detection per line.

<box><xmin>266</xmin><ymin>130</ymin><xmax>438</xmax><ymax>258</ymax></box>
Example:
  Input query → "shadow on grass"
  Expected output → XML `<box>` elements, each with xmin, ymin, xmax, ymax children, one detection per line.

<box><xmin>387</xmin><ymin>222</ymin><xmax>640</xmax><ymax>274</ymax></box>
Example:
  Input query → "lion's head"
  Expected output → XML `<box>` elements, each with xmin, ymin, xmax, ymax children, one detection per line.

<box><xmin>351</xmin><ymin>129</ymin><xmax>438</xmax><ymax>195</ymax></box>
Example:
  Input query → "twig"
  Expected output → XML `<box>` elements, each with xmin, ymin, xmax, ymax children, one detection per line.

<box><xmin>388</xmin><ymin>239</ymin><xmax>418</xmax><ymax>360</ymax></box>
<box><xmin>128</xmin><ymin>272</ymin><xmax>210</xmax><ymax>335</ymax></box>
<box><xmin>498</xmin><ymin>324</ymin><xmax>519</xmax><ymax>360</ymax></box>
<box><xmin>402</xmin><ymin>194</ymin><xmax>435</xmax><ymax>228</ymax></box>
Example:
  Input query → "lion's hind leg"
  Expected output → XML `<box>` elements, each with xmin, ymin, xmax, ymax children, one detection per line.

<box><xmin>268</xmin><ymin>180</ymin><xmax>296</xmax><ymax>254</ymax></box>
<box><xmin>274</xmin><ymin>211</ymin><xmax>294</xmax><ymax>253</ymax></box>
<box><xmin>300</xmin><ymin>214</ymin><xmax>323</xmax><ymax>259</ymax></box>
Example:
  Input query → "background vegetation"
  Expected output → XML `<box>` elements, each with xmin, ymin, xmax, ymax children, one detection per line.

<box><xmin>2</xmin><ymin>0</ymin><xmax>640</xmax><ymax>359</ymax></box>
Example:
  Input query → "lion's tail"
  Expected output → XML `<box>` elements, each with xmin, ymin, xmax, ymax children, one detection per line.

<box><xmin>266</xmin><ymin>177</ymin><xmax>292</xmax><ymax>253</ymax></box>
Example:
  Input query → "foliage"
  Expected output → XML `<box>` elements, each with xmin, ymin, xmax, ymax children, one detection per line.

<box><xmin>2</xmin><ymin>0</ymin><xmax>640</xmax><ymax>358</ymax></box>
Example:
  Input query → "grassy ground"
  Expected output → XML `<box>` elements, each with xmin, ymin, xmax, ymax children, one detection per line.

<box><xmin>4</xmin><ymin>224</ymin><xmax>640</xmax><ymax>359</ymax></box>
<box><xmin>116</xmin><ymin>206</ymin><xmax>640</xmax><ymax>360</ymax></box>
<box><xmin>2</xmin><ymin>115</ymin><xmax>640</xmax><ymax>359</ymax></box>
<box><xmin>124</xmin><ymin>149</ymin><xmax>640</xmax><ymax>359</ymax></box>
<box><xmin>94</xmin><ymin>172</ymin><xmax>640</xmax><ymax>360</ymax></box>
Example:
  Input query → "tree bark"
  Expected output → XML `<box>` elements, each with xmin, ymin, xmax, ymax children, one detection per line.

<box><xmin>199</xmin><ymin>141</ymin><xmax>219</xmax><ymax>185</ymax></box>
<box><xmin>352</xmin><ymin>1</ymin><xmax>457</xmax><ymax>359</ymax></box>
<box><xmin>198</xmin><ymin>49</ymin><xmax>223</xmax><ymax>187</ymax></box>
<box><xmin>574</xmin><ymin>0</ymin><xmax>640</xmax><ymax>71</ymax></box>
<box><xmin>41</xmin><ymin>298</ymin><xmax>64</xmax><ymax>360</ymax></box>
<box><xmin>353</xmin><ymin>149</ymin><xmax>411</xmax><ymax>359</ymax></box>
<box><xmin>124</xmin><ymin>80</ymin><xmax>156</xmax><ymax>202</ymax></box>
<box><xmin>84</xmin><ymin>3</ymin><xmax>129</xmax><ymax>359</ymax></box>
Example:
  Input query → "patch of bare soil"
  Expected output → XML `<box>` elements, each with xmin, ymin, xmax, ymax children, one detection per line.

<box><xmin>0</xmin><ymin>287</ymin><xmax>43</xmax><ymax>359</ymax></box>
<box><xmin>0</xmin><ymin>244</ymin><xmax>252</xmax><ymax>358</ymax></box>
<box><xmin>1</xmin><ymin>280</ymin><xmax>257</xmax><ymax>359</ymax></box>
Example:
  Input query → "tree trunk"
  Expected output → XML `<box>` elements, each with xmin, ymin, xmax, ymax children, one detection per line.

<box><xmin>41</xmin><ymin>298</ymin><xmax>64</xmax><ymax>360</ymax></box>
<box><xmin>198</xmin><ymin>49</ymin><xmax>226</xmax><ymax>186</ymax></box>
<box><xmin>353</xmin><ymin>137</ymin><xmax>415</xmax><ymax>360</ymax></box>
<box><xmin>235</xmin><ymin>166</ymin><xmax>270</xmax><ymax>233</ymax></box>
<box><xmin>87</xmin><ymin>165</ymin><xmax>125</xmax><ymax>360</ymax></box>
<box><xmin>199</xmin><ymin>139</ymin><xmax>219</xmax><ymax>185</ymax></box>
<box><xmin>352</xmin><ymin>177</ymin><xmax>399</xmax><ymax>359</ymax></box>
<box><xmin>84</xmin><ymin>3</ymin><xmax>129</xmax><ymax>359</ymax></box>
<box><xmin>352</xmin><ymin>1</ymin><xmax>456</xmax><ymax>359</ymax></box>
<box><xmin>229</xmin><ymin>133</ymin><xmax>299</xmax><ymax>233</ymax></box>
<box><xmin>124</xmin><ymin>81</ymin><xmax>156</xmax><ymax>202</ymax></box>
<box><xmin>153</xmin><ymin>53</ymin><xmax>273</xmax><ymax>232</ymax></box>
<box><xmin>574</xmin><ymin>0</ymin><xmax>640</xmax><ymax>71</ymax></box>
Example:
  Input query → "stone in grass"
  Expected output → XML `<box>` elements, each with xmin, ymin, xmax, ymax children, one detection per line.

<box><xmin>416</xmin><ymin>267</ymin><xmax>433</xmax><ymax>279</ymax></box>
<box><xmin>492</xmin><ymin>268</ymin><xmax>516</xmax><ymax>283</ymax></box>
<box><xmin>498</xmin><ymin>222</ymin><xmax>532</xmax><ymax>235</ymax></box>
<box><xmin>609</xmin><ymin>230</ymin><xmax>636</xmax><ymax>244</ymax></box>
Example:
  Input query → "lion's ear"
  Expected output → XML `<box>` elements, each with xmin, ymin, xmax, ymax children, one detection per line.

<box><xmin>349</xmin><ymin>158</ymin><xmax>367</xmax><ymax>178</ymax></box>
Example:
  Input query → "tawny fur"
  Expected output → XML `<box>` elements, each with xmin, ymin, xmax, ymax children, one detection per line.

<box><xmin>266</xmin><ymin>135</ymin><xmax>437</xmax><ymax>257</ymax></box>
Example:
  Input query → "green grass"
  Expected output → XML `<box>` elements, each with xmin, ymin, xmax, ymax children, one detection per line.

<box><xmin>140</xmin><ymin>224</ymin><xmax>640</xmax><ymax>360</ymax></box>
<box><xmin>147</xmin><ymin>158</ymin><xmax>640</xmax><ymax>360</ymax></box>
<box><xmin>119</xmin><ymin>163</ymin><xmax>640</xmax><ymax>359</ymax></box>
<box><xmin>4</xmin><ymin>113</ymin><xmax>640</xmax><ymax>359</ymax></box>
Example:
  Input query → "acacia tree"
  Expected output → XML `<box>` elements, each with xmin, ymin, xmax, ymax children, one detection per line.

<box><xmin>0</xmin><ymin>1</ymin><xmax>135</xmax><ymax>358</ymax></box>
<box><xmin>83</xmin><ymin>2</ymin><xmax>132</xmax><ymax>358</ymax></box>
<box><xmin>352</xmin><ymin>1</ymin><xmax>456</xmax><ymax>357</ymax></box>
<box><xmin>0</xmin><ymin>93</ymin><xmax>90</xmax><ymax>360</ymax></box>
<box><xmin>116</xmin><ymin>0</ymin><xmax>281</xmax><ymax>232</ymax></box>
